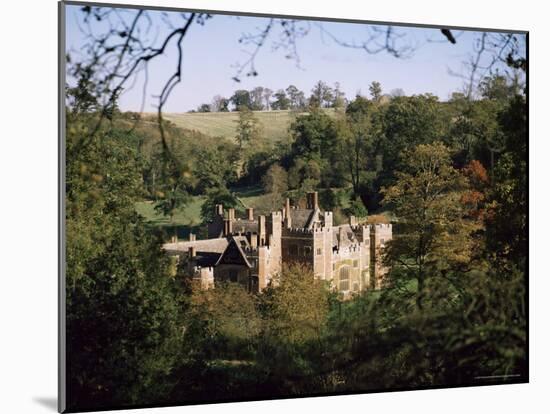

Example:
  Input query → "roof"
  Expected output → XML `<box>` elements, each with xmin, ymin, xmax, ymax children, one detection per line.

<box><xmin>333</xmin><ymin>224</ymin><xmax>359</xmax><ymax>248</ymax></box>
<box><xmin>289</xmin><ymin>207</ymin><xmax>322</xmax><ymax>229</ymax></box>
<box><xmin>215</xmin><ymin>237</ymin><xmax>252</xmax><ymax>268</ymax></box>
<box><xmin>231</xmin><ymin>219</ymin><xmax>258</xmax><ymax>234</ymax></box>
<box><xmin>163</xmin><ymin>238</ymin><xmax>229</xmax><ymax>254</ymax></box>
<box><xmin>195</xmin><ymin>252</ymin><xmax>222</xmax><ymax>267</ymax></box>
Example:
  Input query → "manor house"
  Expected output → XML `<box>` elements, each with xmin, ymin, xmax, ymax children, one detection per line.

<box><xmin>163</xmin><ymin>192</ymin><xmax>392</xmax><ymax>296</ymax></box>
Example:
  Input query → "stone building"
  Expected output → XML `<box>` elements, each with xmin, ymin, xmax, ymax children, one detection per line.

<box><xmin>163</xmin><ymin>192</ymin><xmax>392</xmax><ymax>296</ymax></box>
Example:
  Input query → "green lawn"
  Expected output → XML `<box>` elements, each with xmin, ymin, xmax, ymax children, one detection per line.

<box><xmin>135</xmin><ymin>197</ymin><xmax>206</xmax><ymax>239</ymax></box>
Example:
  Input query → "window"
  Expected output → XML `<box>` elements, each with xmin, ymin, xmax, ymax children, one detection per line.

<box><xmin>316</xmin><ymin>248</ymin><xmax>322</xmax><ymax>256</ymax></box>
<box><xmin>353</xmin><ymin>260</ymin><xmax>358</xmax><ymax>268</ymax></box>
<box><xmin>304</xmin><ymin>246</ymin><xmax>312</xmax><ymax>256</ymax></box>
<box><xmin>339</xmin><ymin>266</ymin><xmax>350</xmax><ymax>291</ymax></box>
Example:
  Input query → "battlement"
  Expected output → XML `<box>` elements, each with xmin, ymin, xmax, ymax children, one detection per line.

<box><xmin>334</xmin><ymin>242</ymin><xmax>363</xmax><ymax>255</ymax></box>
<box><xmin>372</xmin><ymin>223</ymin><xmax>392</xmax><ymax>230</ymax></box>
<box><xmin>285</xmin><ymin>227</ymin><xmax>315</xmax><ymax>235</ymax></box>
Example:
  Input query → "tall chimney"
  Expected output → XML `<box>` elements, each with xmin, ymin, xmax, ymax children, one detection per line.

<box><xmin>215</xmin><ymin>204</ymin><xmax>224</xmax><ymax>216</ymax></box>
<box><xmin>258</xmin><ymin>215</ymin><xmax>266</xmax><ymax>246</ymax></box>
<box><xmin>223</xmin><ymin>219</ymin><xmax>233</xmax><ymax>236</ymax></box>
<box><xmin>189</xmin><ymin>233</ymin><xmax>196</xmax><ymax>241</ymax></box>
<box><xmin>228</xmin><ymin>208</ymin><xmax>235</xmax><ymax>221</ymax></box>
<box><xmin>306</xmin><ymin>191</ymin><xmax>319</xmax><ymax>209</ymax></box>
<box><xmin>349</xmin><ymin>216</ymin><xmax>357</xmax><ymax>227</ymax></box>
<box><xmin>246</xmin><ymin>207</ymin><xmax>254</xmax><ymax>221</ymax></box>
<box><xmin>284</xmin><ymin>198</ymin><xmax>292</xmax><ymax>228</ymax></box>
<box><xmin>188</xmin><ymin>246</ymin><xmax>196</xmax><ymax>257</ymax></box>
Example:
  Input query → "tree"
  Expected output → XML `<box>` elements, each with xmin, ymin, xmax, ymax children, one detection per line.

<box><xmin>262</xmin><ymin>87</ymin><xmax>273</xmax><ymax>110</ymax></box>
<box><xmin>230</xmin><ymin>89</ymin><xmax>252</xmax><ymax>110</ymax></box>
<box><xmin>195</xmin><ymin>146</ymin><xmax>239</xmax><ymax>192</ymax></box>
<box><xmin>486</xmin><ymin>95</ymin><xmax>527</xmax><ymax>268</ymax></box>
<box><xmin>338</xmin><ymin>96</ymin><xmax>377</xmax><ymax>197</ymax></box>
<box><xmin>285</xmin><ymin>84</ymin><xmax>306</xmax><ymax>110</ymax></box>
<box><xmin>289</xmin><ymin>110</ymin><xmax>337</xmax><ymax>161</ymax></box>
<box><xmin>271</xmin><ymin>89</ymin><xmax>290</xmax><ymax>110</ymax></box>
<box><xmin>66</xmin><ymin>66</ymin><xmax>99</xmax><ymax>114</ymax></box>
<box><xmin>479</xmin><ymin>73</ymin><xmax>520</xmax><ymax>102</ymax></box>
<box><xmin>368</xmin><ymin>81</ymin><xmax>382</xmax><ymax>102</ymax></box>
<box><xmin>331</xmin><ymin>82</ymin><xmax>346</xmax><ymax>108</ymax></box>
<box><xmin>65</xmin><ymin>119</ymin><xmax>183</xmax><ymax>410</ymax></box>
<box><xmin>261</xmin><ymin>264</ymin><xmax>330</xmax><ymax>344</ymax></box>
<box><xmin>381</xmin><ymin>143</ymin><xmax>479</xmax><ymax>311</ymax></box>
<box><xmin>152</xmin><ymin>144</ymin><xmax>192</xmax><ymax>230</ymax></box>
<box><xmin>211</xmin><ymin>95</ymin><xmax>229</xmax><ymax>112</ymax></box>
<box><xmin>377</xmin><ymin>94</ymin><xmax>449</xmax><ymax>186</ymax></box>
<box><xmin>250</xmin><ymin>86</ymin><xmax>266</xmax><ymax>110</ymax></box>
<box><xmin>310</xmin><ymin>80</ymin><xmax>333</xmax><ymax>108</ymax></box>
<box><xmin>200</xmin><ymin>186</ymin><xmax>240</xmax><ymax>224</ymax></box>
<box><xmin>197</xmin><ymin>103</ymin><xmax>211</xmax><ymax>112</ymax></box>
<box><xmin>235</xmin><ymin>106</ymin><xmax>262</xmax><ymax>153</ymax></box>
<box><xmin>262</xmin><ymin>164</ymin><xmax>288</xmax><ymax>204</ymax></box>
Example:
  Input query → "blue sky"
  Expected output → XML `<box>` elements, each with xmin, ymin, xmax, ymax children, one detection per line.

<box><xmin>65</xmin><ymin>4</ymin><xmax>525</xmax><ymax>112</ymax></box>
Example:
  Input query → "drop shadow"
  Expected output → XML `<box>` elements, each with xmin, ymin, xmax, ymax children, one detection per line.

<box><xmin>33</xmin><ymin>396</ymin><xmax>57</xmax><ymax>412</ymax></box>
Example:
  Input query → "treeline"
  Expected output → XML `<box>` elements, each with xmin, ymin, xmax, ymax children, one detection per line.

<box><xmin>192</xmin><ymin>80</ymin><xmax>350</xmax><ymax>113</ymax></box>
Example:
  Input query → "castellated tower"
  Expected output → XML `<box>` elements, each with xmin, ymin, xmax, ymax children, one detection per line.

<box><xmin>370</xmin><ymin>223</ymin><xmax>393</xmax><ymax>288</ymax></box>
<box><xmin>312</xmin><ymin>212</ymin><xmax>333</xmax><ymax>280</ymax></box>
<box><xmin>265</xmin><ymin>211</ymin><xmax>283</xmax><ymax>286</ymax></box>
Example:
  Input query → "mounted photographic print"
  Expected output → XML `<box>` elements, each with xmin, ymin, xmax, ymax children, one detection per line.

<box><xmin>59</xmin><ymin>1</ymin><xmax>528</xmax><ymax>412</ymax></box>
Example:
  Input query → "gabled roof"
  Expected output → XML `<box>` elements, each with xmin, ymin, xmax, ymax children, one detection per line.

<box><xmin>215</xmin><ymin>237</ymin><xmax>253</xmax><ymax>268</ymax></box>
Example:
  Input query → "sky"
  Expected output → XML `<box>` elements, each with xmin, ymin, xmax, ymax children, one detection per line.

<box><xmin>64</xmin><ymin>4</ymin><xmax>526</xmax><ymax>112</ymax></box>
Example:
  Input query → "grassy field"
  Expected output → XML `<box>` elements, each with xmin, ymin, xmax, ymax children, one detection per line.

<box><xmin>162</xmin><ymin>109</ymin><xmax>336</xmax><ymax>144</ymax></box>
<box><xmin>134</xmin><ymin>188</ymin><xmax>275</xmax><ymax>238</ymax></box>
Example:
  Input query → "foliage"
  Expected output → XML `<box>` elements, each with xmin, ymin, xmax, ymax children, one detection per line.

<box><xmin>66</xmin><ymin>116</ymin><xmax>184</xmax><ymax>410</ymax></box>
<box><xmin>381</xmin><ymin>143</ymin><xmax>480</xmax><ymax>311</ymax></box>
<box><xmin>235</xmin><ymin>106</ymin><xmax>263</xmax><ymax>151</ymax></box>
<box><xmin>200</xmin><ymin>186</ymin><xmax>240</xmax><ymax>223</ymax></box>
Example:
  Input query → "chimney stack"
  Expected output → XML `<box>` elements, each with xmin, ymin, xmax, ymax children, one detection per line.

<box><xmin>349</xmin><ymin>216</ymin><xmax>357</xmax><ymax>227</ymax></box>
<box><xmin>258</xmin><ymin>215</ymin><xmax>266</xmax><ymax>246</ymax></box>
<box><xmin>250</xmin><ymin>232</ymin><xmax>257</xmax><ymax>248</ymax></box>
<box><xmin>339</xmin><ymin>226</ymin><xmax>345</xmax><ymax>248</ymax></box>
<box><xmin>246</xmin><ymin>207</ymin><xmax>254</xmax><ymax>221</ymax></box>
<box><xmin>189</xmin><ymin>233</ymin><xmax>196</xmax><ymax>241</ymax></box>
<box><xmin>223</xmin><ymin>219</ymin><xmax>233</xmax><ymax>236</ymax></box>
<box><xmin>284</xmin><ymin>198</ymin><xmax>292</xmax><ymax>228</ymax></box>
<box><xmin>228</xmin><ymin>208</ymin><xmax>235</xmax><ymax>221</ymax></box>
<box><xmin>188</xmin><ymin>246</ymin><xmax>196</xmax><ymax>257</ymax></box>
<box><xmin>215</xmin><ymin>204</ymin><xmax>224</xmax><ymax>216</ymax></box>
<box><xmin>306</xmin><ymin>192</ymin><xmax>319</xmax><ymax>209</ymax></box>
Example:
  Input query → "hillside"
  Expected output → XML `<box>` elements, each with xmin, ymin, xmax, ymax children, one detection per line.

<box><xmin>162</xmin><ymin>109</ymin><xmax>335</xmax><ymax>144</ymax></box>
